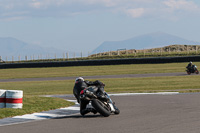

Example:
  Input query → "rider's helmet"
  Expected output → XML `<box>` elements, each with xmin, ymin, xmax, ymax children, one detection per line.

<box><xmin>190</xmin><ymin>61</ymin><xmax>192</xmax><ymax>64</ymax></box>
<box><xmin>75</xmin><ymin>77</ymin><xmax>84</xmax><ymax>82</ymax></box>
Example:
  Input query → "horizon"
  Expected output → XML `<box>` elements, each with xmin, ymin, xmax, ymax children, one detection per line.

<box><xmin>0</xmin><ymin>0</ymin><xmax>200</xmax><ymax>54</ymax></box>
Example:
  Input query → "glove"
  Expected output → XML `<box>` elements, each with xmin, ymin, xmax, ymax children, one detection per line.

<box><xmin>94</xmin><ymin>80</ymin><xmax>105</xmax><ymax>86</ymax></box>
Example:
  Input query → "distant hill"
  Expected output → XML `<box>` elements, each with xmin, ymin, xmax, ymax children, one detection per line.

<box><xmin>92</xmin><ymin>32</ymin><xmax>200</xmax><ymax>54</ymax></box>
<box><xmin>90</xmin><ymin>44</ymin><xmax>200</xmax><ymax>57</ymax></box>
<box><xmin>0</xmin><ymin>37</ymin><xmax>66</xmax><ymax>61</ymax></box>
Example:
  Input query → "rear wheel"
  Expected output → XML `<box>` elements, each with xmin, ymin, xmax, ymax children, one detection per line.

<box><xmin>187</xmin><ymin>70</ymin><xmax>191</xmax><ymax>75</ymax></box>
<box><xmin>92</xmin><ymin>99</ymin><xmax>111</xmax><ymax>117</ymax></box>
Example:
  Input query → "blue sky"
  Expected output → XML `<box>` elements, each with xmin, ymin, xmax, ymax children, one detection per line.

<box><xmin>0</xmin><ymin>0</ymin><xmax>200</xmax><ymax>54</ymax></box>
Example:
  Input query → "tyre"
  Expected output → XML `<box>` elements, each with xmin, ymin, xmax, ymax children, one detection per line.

<box><xmin>92</xmin><ymin>99</ymin><xmax>111</xmax><ymax>117</ymax></box>
<box><xmin>113</xmin><ymin>105</ymin><xmax>120</xmax><ymax>115</ymax></box>
<box><xmin>187</xmin><ymin>71</ymin><xmax>191</xmax><ymax>75</ymax></box>
<box><xmin>196</xmin><ymin>70</ymin><xmax>199</xmax><ymax>74</ymax></box>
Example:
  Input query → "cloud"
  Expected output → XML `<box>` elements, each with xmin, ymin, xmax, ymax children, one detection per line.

<box><xmin>124</xmin><ymin>8</ymin><xmax>145</xmax><ymax>18</ymax></box>
<box><xmin>163</xmin><ymin>0</ymin><xmax>199</xmax><ymax>11</ymax></box>
<box><xmin>30</xmin><ymin>1</ymin><xmax>42</xmax><ymax>9</ymax></box>
<box><xmin>161</xmin><ymin>0</ymin><xmax>200</xmax><ymax>20</ymax></box>
<box><xmin>0</xmin><ymin>0</ymin><xmax>200</xmax><ymax>21</ymax></box>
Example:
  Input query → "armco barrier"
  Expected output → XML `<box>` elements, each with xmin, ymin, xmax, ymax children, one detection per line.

<box><xmin>0</xmin><ymin>56</ymin><xmax>200</xmax><ymax>69</ymax></box>
<box><xmin>0</xmin><ymin>89</ymin><xmax>6</xmax><ymax>108</ymax></box>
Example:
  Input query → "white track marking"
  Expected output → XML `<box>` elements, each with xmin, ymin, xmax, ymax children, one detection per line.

<box><xmin>13</xmin><ymin>106</ymin><xmax>80</xmax><ymax>120</ymax></box>
<box><xmin>109</xmin><ymin>92</ymin><xmax>179</xmax><ymax>96</ymax></box>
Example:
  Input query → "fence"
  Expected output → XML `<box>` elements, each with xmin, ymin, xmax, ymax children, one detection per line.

<box><xmin>0</xmin><ymin>52</ymin><xmax>90</xmax><ymax>62</ymax></box>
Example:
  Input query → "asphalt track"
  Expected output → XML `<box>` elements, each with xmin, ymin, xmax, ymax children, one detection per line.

<box><xmin>1</xmin><ymin>72</ymin><xmax>200</xmax><ymax>133</ymax></box>
<box><xmin>1</xmin><ymin>93</ymin><xmax>200</xmax><ymax>133</ymax></box>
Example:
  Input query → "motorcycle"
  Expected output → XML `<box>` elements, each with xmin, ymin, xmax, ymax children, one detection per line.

<box><xmin>79</xmin><ymin>86</ymin><xmax>120</xmax><ymax>117</ymax></box>
<box><xmin>186</xmin><ymin>65</ymin><xmax>199</xmax><ymax>75</ymax></box>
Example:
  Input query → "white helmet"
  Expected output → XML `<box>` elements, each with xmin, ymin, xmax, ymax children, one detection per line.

<box><xmin>75</xmin><ymin>77</ymin><xmax>84</xmax><ymax>82</ymax></box>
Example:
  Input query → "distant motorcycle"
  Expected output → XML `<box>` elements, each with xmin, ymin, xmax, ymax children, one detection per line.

<box><xmin>80</xmin><ymin>86</ymin><xmax>120</xmax><ymax>117</ymax></box>
<box><xmin>186</xmin><ymin>65</ymin><xmax>199</xmax><ymax>75</ymax></box>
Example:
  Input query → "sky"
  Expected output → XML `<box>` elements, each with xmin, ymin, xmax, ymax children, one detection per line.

<box><xmin>1</xmin><ymin>0</ymin><xmax>200</xmax><ymax>54</ymax></box>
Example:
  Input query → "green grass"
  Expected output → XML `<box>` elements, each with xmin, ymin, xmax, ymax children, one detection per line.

<box><xmin>103</xmin><ymin>76</ymin><xmax>200</xmax><ymax>93</ymax></box>
<box><xmin>0</xmin><ymin>62</ymin><xmax>198</xmax><ymax>79</ymax></box>
<box><xmin>0</xmin><ymin>80</ymin><xmax>75</xmax><ymax>119</ymax></box>
<box><xmin>0</xmin><ymin>96</ymin><xmax>74</xmax><ymax>119</ymax></box>
<box><xmin>1</xmin><ymin>75</ymin><xmax>200</xmax><ymax>96</ymax></box>
<box><xmin>0</xmin><ymin>80</ymin><xmax>74</xmax><ymax>95</ymax></box>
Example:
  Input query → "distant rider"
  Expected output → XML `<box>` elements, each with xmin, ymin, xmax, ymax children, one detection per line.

<box><xmin>186</xmin><ymin>61</ymin><xmax>193</xmax><ymax>72</ymax></box>
<box><xmin>73</xmin><ymin>77</ymin><xmax>105</xmax><ymax>116</ymax></box>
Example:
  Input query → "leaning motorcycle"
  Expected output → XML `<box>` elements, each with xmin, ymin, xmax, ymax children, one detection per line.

<box><xmin>186</xmin><ymin>65</ymin><xmax>199</xmax><ymax>75</ymax></box>
<box><xmin>80</xmin><ymin>86</ymin><xmax>120</xmax><ymax>117</ymax></box>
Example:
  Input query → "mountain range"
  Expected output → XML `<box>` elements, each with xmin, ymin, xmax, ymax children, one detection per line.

<box><xmin>92</xmin><ymin>32</ymin><xmax>200</xmax><ymax>54</ymax></box>
<box><xmin>1</xmin><ymin>32</ymin><xmax>200</xmax><ymax>61</ymax></box>
<box><xmin>0</xmin><ymin>37</ymin><xmax>65</xmax><ymax>61</ymax></box>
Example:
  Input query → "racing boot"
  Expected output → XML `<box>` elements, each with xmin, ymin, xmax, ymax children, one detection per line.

<box><xmin>88</xmin><ymin>108</ymin><xmax>97</xmax><ymax>114</ymax></box>
<box><xmin>80</xmin><ymin>109</ymin><xmax>90</xmax><ymax>116</ymax></box>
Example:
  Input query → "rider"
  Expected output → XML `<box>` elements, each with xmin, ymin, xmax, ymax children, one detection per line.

<box><xmin>73</xmin><ymin>77</ymin><xmax>105</xmax><ymax>116</ymax></box>
<box><xmin>186</xmin><ymin>61</ymin><xmax>193</xmax><ymax>72</ymax></box>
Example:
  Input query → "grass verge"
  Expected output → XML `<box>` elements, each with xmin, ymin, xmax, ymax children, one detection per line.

<box><xmin>1</xmin><ymin>75</ymin><xmax>200</xmax><ymax>96</ymax></box>
<box><xmin>0</xmin><ymin>62</ymin><xmax>199</xmax><ymax>79</ymax></box>
<box><xmin>103</xmin><ymin>76</ymin><xmax>200</xmax><ymax>93</ymax></box>
<box><xmin>0</xmin><ymin>96</ymin><xmax>74</xmax><ymax>119</ymax></box>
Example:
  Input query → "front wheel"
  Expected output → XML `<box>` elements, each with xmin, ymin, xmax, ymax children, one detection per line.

<box><xmin>92</xmin><ymin>99</ymin><xmax>111</xmax><ymax>117</ymax></box>
<box><xmin>113</xmin><ymin>104</ymin><xmax>120</xmax><ymax>115</ymax></box>
<box><xmin>196</xmin><ymin>70</ymin><xmax>199</xmax><ymax>74</ymax></box>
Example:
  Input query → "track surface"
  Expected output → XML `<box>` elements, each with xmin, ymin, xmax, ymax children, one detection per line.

<box><xmin>1</xmin><ymin>93</ymin><xmax>200</xmax><ymax>133</ymax></box>
<box><xmin>0</xmin><ymin>72</ymin><xmax>193</xmax><ymax>82</ymax></box>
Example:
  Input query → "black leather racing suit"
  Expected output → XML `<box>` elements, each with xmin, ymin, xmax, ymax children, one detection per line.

<box><xmin>186</xmin><ymin>63</ymin><xmax>192</xmax><ymax>71</ymax></box>
<box><xmin>73</xmin><ymin>80</ymin><xmax>104</xmax><ymax>116</ymax></box>
<box><xmin>186</xmin><ymin>63</ymin><xmax>197</xmax><ymax>73</ymax></box>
